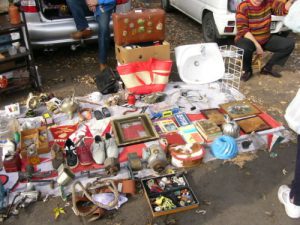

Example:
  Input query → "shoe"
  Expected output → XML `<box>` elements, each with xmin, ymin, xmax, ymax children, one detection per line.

<box><xmin>99</xmin><ymin>64</ymin><xmax>107</xmax><ymax>72</ymax></box>
<box><xmin>51</xmin><ymin>143</ymin><xmax>64</xmax><ymax>170</ymax></box>
<box><xmin>260</xmin><ymin>66</ymin><xmax>282</xmax><ymax>78</ymax></box>
<box><xmin>77</xmin><ymin>140</ymin><xmax>94</xmax><ymax>166</ymax></box>
<box><xmin>105</xmin><ymin>133</ymin><xmax>119</xmax><ymax>159</ymax></box>
<box><xmin>278</xmin><ymin>185</ymin><xmax>300</xmax><ymax>219</ymax></box>
<box><xmin>240</xmin><ymin>71</ymin><xmax>253</xmax><ymax>82</ymax></box>
<box><xmin>91</xmin><ymin>135</ymin><xmax>106</xmax><ymax>164</ymax></box>
<box><xmin>65</xmin><ymin>139</ymin><xmax>78</xmax><ymax>169</ymax></box>
<box><xmin>71</xmin><ymin>28</ymin><xmax>93</xmax><ymax>40</ymax></box>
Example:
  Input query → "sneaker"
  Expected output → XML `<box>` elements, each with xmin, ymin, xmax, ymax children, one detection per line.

<box><xmin>51</xmin><ymin>142</ymin><xmax>64</xmax><ymax>170</ymax></box>
<box><xmin>91</xmin><ymin>135</ymin><xmax>106</xmax><ymax>164</ymax></box>
<box><xmin>278</xmin><ymin>185</ymin><xmax>300</xmax><ymax>219</ymax></box>
<box><xmin>65</xmin><ymin>139</ymin><xmax>78</xmax><ymax>169</ymax></box>
<box><xmin>71</xmin><ymin>28</ymin><xmax>93</xmax><ymax>40</ymax></box>
<box><xmin>77</xmin><ymin>140</ymin><xmax>94</xmax><ymax>166</ymax></box>
<box><xmin>105</xmin><ymin>133</ymin><xmax>119</xmax><ymax>159</ymax></box>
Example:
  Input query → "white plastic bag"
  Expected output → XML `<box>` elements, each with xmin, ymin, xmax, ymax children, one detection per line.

<box><xmin>285</xmin><ymin>88</ymin><xmax>300</xmax><ymax>134</ymax></box>
<box><xmin>284</xmin><ymin>0</ymin><xmax>300</xmax><ymax>33</ymax></box>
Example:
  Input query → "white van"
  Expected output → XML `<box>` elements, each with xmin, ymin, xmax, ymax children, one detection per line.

<box><xmin>161</xmin><ymin>0</ymin><xmax>289</xmax><ymax>42</ymax></box>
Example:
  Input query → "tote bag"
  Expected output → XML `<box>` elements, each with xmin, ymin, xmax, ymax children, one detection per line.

<box><xmin>117</xmin><ymin>58</ymin><xmax>172</xmax><ymax>95</ymax></box>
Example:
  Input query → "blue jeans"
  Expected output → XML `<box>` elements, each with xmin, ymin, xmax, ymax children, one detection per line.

<box><xmin>66</xmin><ymin>0</ymin><xmax>90</xmax><ymax>31</ymax></box>
<box><xmin>96</xmin><ymin>9</ymin><xmax>113</xmax><ymax>64</ymax></box>
<box><xmin>290</xmin><ymin>135</ymin><xmax>300</xmax><ymax>206</ymax></box>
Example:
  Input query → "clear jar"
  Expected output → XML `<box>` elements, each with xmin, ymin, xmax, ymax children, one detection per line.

<box><xmin>0</xmin><ymin>116</ymin><xmax>13</xmax><ymax>142</ymax></box>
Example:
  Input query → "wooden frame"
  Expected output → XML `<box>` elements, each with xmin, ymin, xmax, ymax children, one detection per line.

<box><xmin>200</xmin><ymin>108</ymin><xmax>225</xmax><ymax>125</ymax></box>
<box><xmin>219</xmin><ymin>100</ymin><xmax>261</xmax><ymax>120</ymax></box>
<box><xmin>111</xmin><ymin>114</ymin><xmax>159</xmax><ymax>147</ymax></box>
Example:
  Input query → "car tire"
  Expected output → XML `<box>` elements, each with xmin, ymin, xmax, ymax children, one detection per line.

<box><xmin>202</xmin><ymin>12</ymin><xmax>220</xmax><ymax>43</ymax></box>
<box><xmin>161</xmin><ymin>0</ymin><xmax>172</xmax><ymax>12</ymax></box>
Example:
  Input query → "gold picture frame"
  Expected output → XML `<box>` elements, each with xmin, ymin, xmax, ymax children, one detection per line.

<box><xmin>219</xmin><ymin>100</ymin><xmax>261</xmax><ymax>120</ymax></box>
<box><xmin>111</xmin><ymin>114</ymin><xmax>159</xmax><ymax>147</ymax></box>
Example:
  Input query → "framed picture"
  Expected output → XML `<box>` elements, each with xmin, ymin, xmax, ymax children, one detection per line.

<box><xmin>219</xmin><ymin>100</ymin><xmax>261</xmax><ymax>120</ymax></box>
<box><xmin>111</xmin><ymin>114</ymin><xmax>159</xmax><ymax>147</ymax></box>
<box><xmin>237</xmin><ymin>116</ymin><xmax>271</xmax><ymax>133</ymax></box>
<box><xmin>174</xmin><ymin>112</ymin><xmax>191</xmax><ymax>127</ymax></box>
<box><xmin>201</xmin><ymin>108</ymin><xmax>225</xmax><ymax>125</ymax></box>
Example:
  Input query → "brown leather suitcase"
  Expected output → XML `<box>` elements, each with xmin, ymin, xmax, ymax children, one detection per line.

<box><xmin>112</xmin><ymin>8</ymin><xmax>166</xmax><ymax>45</ymax></box>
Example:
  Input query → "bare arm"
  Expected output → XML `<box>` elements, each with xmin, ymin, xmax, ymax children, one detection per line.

<box><xmin>285</xmin><ymin>0</ymin><xmax>295</xmax><ymax>11</ymax></box>
<box><xmin>272</xmin><ymin>0</ymin><xmax>295</xmax><ymax>15</ymax></box>
<box><xmin>86</xmin><ymin>0</ymin><xmax>98</xmax><ymax>12</ymax></box>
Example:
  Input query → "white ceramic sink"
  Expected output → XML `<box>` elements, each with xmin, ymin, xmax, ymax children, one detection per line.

<box><xmin>175</xmin><ymin>43</ymin><xmax>225</xmax><ymax>84</ymax></box>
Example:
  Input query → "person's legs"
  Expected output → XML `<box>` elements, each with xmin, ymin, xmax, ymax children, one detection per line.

<box><xmin>66</xmin><ymin>0</ymin><xmax>89</xmax><ymax>30</ymax></box>
<box><xmin>96</xmin><ymin>9</ymin><xmax>113</xmax><ymax>71</ymax></box>
<box><xmin>290</xmin><ymin>135</ymin><xmax>300</xmax><ymax>206</ymax></box>
<box><xmin>262</xmin><ymin>35</ymin><xmax>295</xmax><ymax>71</ymax></box>
<box><xmin>235</xmin><ymin>38</ymin><xmax>256</xmax><ymax>81</ymax></box>
<box><xmin>66</xmin><ymin>0</ymin><xmax>92</xmax><ymax>39</ymax></box>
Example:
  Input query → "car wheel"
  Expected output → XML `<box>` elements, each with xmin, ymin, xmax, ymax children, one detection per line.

<box><xmin>161</xmin><ymin>0</ymin><xmax>172</xmax><ymax>12</ymax></box>
<box><xmin>202</xmin><ymin>12</ymin><xmax>220</xmax><ymax>43</ymax></box>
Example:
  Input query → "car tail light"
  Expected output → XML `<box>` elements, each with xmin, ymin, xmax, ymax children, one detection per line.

<box><xmin>224</xmin><ymin>26</ymin><xmax>234</xmax><ymax>33</ymax></box>
<box><xmin>117</xmin><ymin>0</ymin><xmax>129</xmax><ymax>5</ymax></box>
<box><xmin>21</xmin><ymin>0</ymin><xmax>38</xmax><ymax>13</ymax></box>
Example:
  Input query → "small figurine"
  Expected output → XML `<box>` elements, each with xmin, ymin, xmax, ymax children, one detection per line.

<box><xmin>154</xmin><ymin>196</ymin><xmax>176</xmax><ymax>211</ymax></box>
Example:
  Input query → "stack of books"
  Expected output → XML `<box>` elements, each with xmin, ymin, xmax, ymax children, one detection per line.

<box><xmin>194</xmin><ymin>119</ymin><xmax>222</xmax><ymax>142</ymax></box>
<box><xmin>178</xmin><ymin>124</ymin><xmax>204</xmax><ymax>144</ymax></box>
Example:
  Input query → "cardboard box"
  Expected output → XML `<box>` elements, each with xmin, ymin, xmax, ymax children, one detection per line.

<box><xmin>115</xmin><ymin>41</ymin><xmax>170</xmax><ymax>64</ymax></box>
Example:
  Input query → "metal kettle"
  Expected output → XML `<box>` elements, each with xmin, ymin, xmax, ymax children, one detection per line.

<box><xmin>60</xmin><ymin>94</ymin><xmax>79</xmax><ymax>119</ymax></box>
<box><xmin>221</xmin><ymin>114</ymin><xmax>240</xmax><ymax>138</ymax></box>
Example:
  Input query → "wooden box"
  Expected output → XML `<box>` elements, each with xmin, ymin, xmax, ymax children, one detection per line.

<box><xmin>20</xmin><ymin>126</ymin><xmax>49</xmax><ymax>157</ymax></box>
<box><xmin>37</xmin><ymin>126</ymin><xmax>49</xmax><ymax>153</ymax></box>
<box><xmin>142</xmin><ymin>174</ymin><xmax>199</xmax><ymax>217</ymax></box>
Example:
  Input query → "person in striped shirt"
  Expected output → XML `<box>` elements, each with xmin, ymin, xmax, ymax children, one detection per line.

<box><xmin>235</xmin><ymin>0</ymin><xmax>295</xmax><ymax>81</ymax></box>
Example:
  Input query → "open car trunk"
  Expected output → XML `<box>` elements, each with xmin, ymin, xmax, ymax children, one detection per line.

<box><xmin>39</xmin><ymin>0</ymin><xmax>94</xmax><ymax>20</ymax></box>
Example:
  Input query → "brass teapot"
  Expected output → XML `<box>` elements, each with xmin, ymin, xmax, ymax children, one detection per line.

<box><xmin>60</xmin><ymin>94</ymin><xmax>79</xmax><ymax>119</ymax></box>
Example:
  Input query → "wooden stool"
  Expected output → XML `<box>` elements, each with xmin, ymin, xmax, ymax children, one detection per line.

<box><xmin>252</xmin><ymin>54</ymin><xmax>262</xmax><ymax>71</ymax></box>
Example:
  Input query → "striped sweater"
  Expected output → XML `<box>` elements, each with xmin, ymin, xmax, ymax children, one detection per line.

<box><xmin>235</xmin><ymin>0</ymin><xmax>288</xmax><ymax>45</ymax></box>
